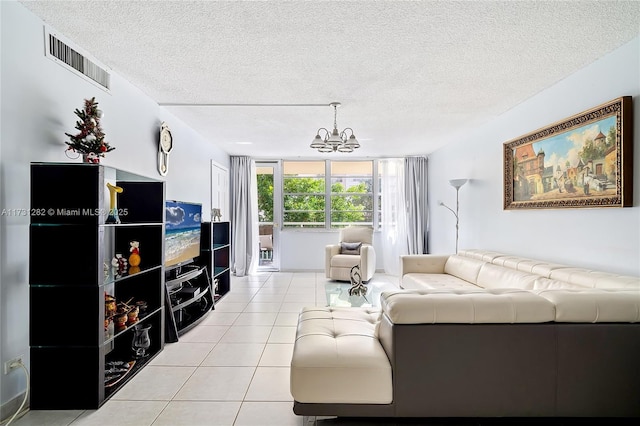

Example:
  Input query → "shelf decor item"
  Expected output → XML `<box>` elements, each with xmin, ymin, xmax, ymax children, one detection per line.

<box><xmin>131</xmin><ymin>324</ymin><xmax>152</xmax><ymax>358</ymax></box>
<box><xmin>128</xmin><ymin>241</ymin><xmax>141</xmax><ymax>266</ymax></box>
<box><xmin>504</xmin><ymin>96</ymin><xmax>632</xmax><ymax>209</ymax></box>
<box><xmin>112</xmin><ymin>254</ymin><xmax>128</xmax><ymax>277</ymax></box>
<box><xmin>106</xmin><ymin>182</ymin><xmax>124</xmax><ymax>224</ymax></box>
<box><xmin>65</xmin><ymin>97</ymin><xmax>115</xmax><ymax>163</ymax></box>
<box><xmin>348</xmin><ymin>265</ymin><xmax>367</xmax><ymax>297</ymax></box>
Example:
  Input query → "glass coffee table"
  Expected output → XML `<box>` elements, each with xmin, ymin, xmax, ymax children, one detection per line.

<box><xmin>324</xmin><ymin>275</ymin><xmax>399</xmax><ymax>308</ymax></box>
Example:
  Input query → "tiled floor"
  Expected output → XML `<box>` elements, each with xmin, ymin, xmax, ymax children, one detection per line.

<box><xmin>11</xmin><ymin>272</ymin><xmax>400</xmax><ymax>426</ymax></box>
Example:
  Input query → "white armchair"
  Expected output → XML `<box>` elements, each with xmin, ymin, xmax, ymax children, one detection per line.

<box><xmin>325</xmin><ymin>226</ymin><xmax>376</xmax><ymax>283</ymax></box>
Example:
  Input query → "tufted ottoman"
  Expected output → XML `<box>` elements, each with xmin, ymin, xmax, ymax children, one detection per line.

<box><xmin>290</xmin><ymin>306</ymin><xmax>393</xmax><ymax>405</ymax></box>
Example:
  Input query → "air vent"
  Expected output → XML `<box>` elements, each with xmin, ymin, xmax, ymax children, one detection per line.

<box><xmin>44</xmin><ymin>26</ymin><xmax>111</xmax><ymax>92</ymax></box>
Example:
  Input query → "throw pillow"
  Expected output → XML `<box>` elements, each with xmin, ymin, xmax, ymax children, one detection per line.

<box><xmin>340</xmin><ymin>241</ymin><xmax>362</xmax><ymax>255</ymax></box>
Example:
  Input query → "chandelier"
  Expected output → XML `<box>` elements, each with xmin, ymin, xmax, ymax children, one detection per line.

<box><xmin>310</xmin><ymin>102</ymin><xmax>360</xmax><ymax>153</ymax></box>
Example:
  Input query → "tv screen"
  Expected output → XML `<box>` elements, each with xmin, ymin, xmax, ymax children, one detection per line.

<box><xmin>165</xmin><ymin>200</ymin><xmax>202</xmax><ymax>268</ymax></box>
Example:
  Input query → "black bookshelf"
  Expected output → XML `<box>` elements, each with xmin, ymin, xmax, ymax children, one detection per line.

<box><xmin>29</xmin><ymin>163</ymin><xmax>165</xmax><ymax>409</ymax></box>
<box><xmin>199</xmin><ymin>221</ymin><xmax>231</xmax><ymax>302</ymax></box>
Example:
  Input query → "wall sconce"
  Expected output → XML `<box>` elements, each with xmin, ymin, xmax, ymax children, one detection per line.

<box><xmin>439</xmin><ymin>179</ymin><xmax>468</xmax><ymax>253</ymax></box>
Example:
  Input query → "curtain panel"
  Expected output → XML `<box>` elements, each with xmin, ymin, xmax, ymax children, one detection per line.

<box><xmin>230</xmin><ymin>156</ymin><xmax>259</xmax><ymax>276</ymax></box>
<box><xmin>404</xmin><ymin>156</ymin><xmax>429</xmax><ymax>254</ymax></box>
<box><xmin>380</xmin><ymin>158</ymin><xmax>409</xmax><ymax>276</ymax></box>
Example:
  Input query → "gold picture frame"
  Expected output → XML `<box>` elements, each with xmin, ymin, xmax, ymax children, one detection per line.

<box><xmin>504</xmin><ymin>96</ymin><xmax>633</xmax><ymax>210</ymax></box>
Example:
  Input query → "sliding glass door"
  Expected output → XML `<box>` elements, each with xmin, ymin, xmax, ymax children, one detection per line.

<box><xmin>256</xmin><ymin>161</ymin><xmax>281</xmax><ymax>271</ymax></box>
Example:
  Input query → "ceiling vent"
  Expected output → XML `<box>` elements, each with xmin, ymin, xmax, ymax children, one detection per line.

<box><xmin>44</xmin><ymin>26</ymin><xmax>111</xmax><ymax>92</ymax></box>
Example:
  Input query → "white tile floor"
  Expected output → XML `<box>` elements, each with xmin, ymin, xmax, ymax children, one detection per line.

<box><xmin>11</xmin><ymin>272</ymin><xmax>402</xmax><ymax>426</ymax></box>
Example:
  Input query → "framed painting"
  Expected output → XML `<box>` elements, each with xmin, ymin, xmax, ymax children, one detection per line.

<box><xmin>504</xmin><ymin>96</ymin><xmax>633</xmax><ymax>210</ymax></box>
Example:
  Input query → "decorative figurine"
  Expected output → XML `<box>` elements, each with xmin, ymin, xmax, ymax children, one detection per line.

<box><xmin>212</xmin><ymin>208</ymin><xmax>222</xmax><ymax>222</ymax></box>
<box><xmin>106</xmin><ymin>182</ymin><xmax>124</xmax><ymax>224</ymax></box>
<box><xmin>128</xmin><ymin>241</ymin><xmax>141</xmax><ymax>266</ymax></box>
<box><xmin>128</xmin><ymin>241</ymin><xmax>141</xmax><ymax>274</ymax></box>
<box><xmin>111</xmin><ymin>254</ymin><xmax>128</xmax><ymax>277</ymax></box>
<box><xmin>348</xmin><ymin>265</ymin><xmax>368</xmax><ymax>298</ymax></box>
<box><xmin>127</xmin><ymin>306</ymin><xmax>139</xmax><ymax>325</ymax></box>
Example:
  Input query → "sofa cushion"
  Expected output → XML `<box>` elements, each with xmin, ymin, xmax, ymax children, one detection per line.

<box><xmin>290</xmin><ymin>307</ymin><xmax>392</xmax><ymax>404</ymax></box>
<box><xmin>380</xmin><ymin>289</ymin><xmax>556</xmax><ymax>324</ymax></box>
<box><xmin>494</xmin><ymin>256</ymin><xmax>567</xmax><ymax>277</ymax></box>
<box><xmin>548</xmin><ymin>268</ymin><xmax>640</xmax><ymax>289</ymax></box>
<box><xmin>458</xmin><ymin>249</ymin><xmax>506</xmax><ymax>262</ymax></box>
<box><xmin>535</xmin><ymin>289</ymin><xmax>640</xmax><ymax>322</ymax></box>
<box><xmin>340</xmin><ymin>226</ymin><xmax>373</xmax><ymax>245</ymax></box>
<box><xmin>476</xmin><ymin>263</ymin><xmax>539</xmax><ymax>290</ymax></box>
<box><xmin>532</xmin><ymin>277</ymin><xmax>587</xmax><ymax>290</ymax></box>
<box><xmin>401</xmin><ymin>273</ymin><xmax>479</xmax><ymax>290</ymax></box>
<box><xmin>443</xmin><ymin>255</ymin><xmax>485</xmax><ymax>284</ymax></box>
<box><xmin>330</xmin><ymin>253</ymin><xmax>361</xmax><ymax>268</ymax></box>
<box><xmin>340</xmin><ymin>241</ymin><xmax>362</xmax><ymax>255</ymax></box>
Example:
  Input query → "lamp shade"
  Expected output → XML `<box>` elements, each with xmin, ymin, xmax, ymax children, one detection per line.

<box><xmin>310</xmin><ymin>135</ymin><xmax>325</xmax><ymax>149</ymax></box>
<box><xmin>344</xmin><ymin>134</ymin><xmax>360</xmax><ymax>148</ymax></box>
<box><xmin>449</xmin><ymin>179</ymin><xmax>468</xmax><ymax>189</ymax></box>
<box><xmin>327</xmin><ymin>129</ymin><xmax>343</xmax><ymax>147</ymax></box>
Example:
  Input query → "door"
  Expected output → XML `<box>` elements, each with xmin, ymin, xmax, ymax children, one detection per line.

<box><xmin>211</xmin><ymin>160</ymin><xmax>229</xmax><ymax>221</ymax></box>
<box><xmin>256</xmin><ymin>161</ymin><xmax>281</xmax><ymax>271</ymax></box>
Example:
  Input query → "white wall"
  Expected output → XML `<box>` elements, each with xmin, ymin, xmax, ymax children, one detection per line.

<box><xmin>279</xmin><ymin>230</ymin><xmax>383</xmax><ymax>272</ymax></box>
<box><xmin>0</xmin><ymin>1</ymin><xmax>229</xmax><ymax>407</ymax></box>
<box><xmin>428</xmin><ymin>36</ymin><xmax>640</xmax><ymax>276</ymax></box>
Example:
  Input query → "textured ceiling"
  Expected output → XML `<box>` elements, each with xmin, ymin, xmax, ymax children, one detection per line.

<box><xmin>20</xmin><ymin>0</ymin><xmax>640</xmax><ymax>159</ymax></box>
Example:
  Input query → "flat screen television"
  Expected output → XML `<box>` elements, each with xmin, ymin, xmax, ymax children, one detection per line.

<box><xmin>165</xmin><ymin>200</ymin><xmax>202</xmax><ymax>269</ymax></box>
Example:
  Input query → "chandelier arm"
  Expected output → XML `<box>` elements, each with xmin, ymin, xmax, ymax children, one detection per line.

<box><xmin>316</xmin><ymin>127</ymin><xmax>330</xmax><ymax>141</ymax></box>
<box><xmin>340</xmin><ymin>128</ymin><xmax>355</xmax><ymax>140</ymax></box>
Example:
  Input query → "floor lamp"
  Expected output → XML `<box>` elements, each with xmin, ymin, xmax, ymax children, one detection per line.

<box><xmin>439</xmin><ymin>179</ymin><xmax>468</xmax><ymax>253</ymax></box>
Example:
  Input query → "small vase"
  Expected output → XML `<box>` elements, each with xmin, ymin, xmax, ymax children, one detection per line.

<box><xmin>131</xmin><ymin>324</ymin><xmax>152</xmax><ymax>358</ymax></box>
<box><xmin>82</xmin><ymin>153</ymin><xmax>100</xmax><ymax>164</ymax></box>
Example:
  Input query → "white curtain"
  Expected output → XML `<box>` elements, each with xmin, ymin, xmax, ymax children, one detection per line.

<box><xmin>230</xmin><ymin>156</ymin><xmax>259</xmax><ymax>276</ymax></box>
<box><xmin>380</xmin><ymin>158</ymin><xmax>409</xmax><ymax>276</ymax></box>
<box><xmin>404</xmin><ymin>156</ymin><xmax>429</xmax><ymax>254</ymax></box>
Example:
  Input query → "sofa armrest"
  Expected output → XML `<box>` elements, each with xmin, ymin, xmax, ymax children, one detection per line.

<box><xmin>400</xmin><ymin>255</ymin><xmax>449</xmax><ymax>276</ymax></box>
<box><xmin>359</xmin><ymin>244</ymin><xmax>376</xmax><ymax>281</ymax></box>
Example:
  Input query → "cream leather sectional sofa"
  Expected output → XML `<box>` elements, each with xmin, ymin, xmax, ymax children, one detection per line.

<box><xmin>290</xmin><ymin>249</ymin><xmax>640</xmax><ymax>418</ymax></box>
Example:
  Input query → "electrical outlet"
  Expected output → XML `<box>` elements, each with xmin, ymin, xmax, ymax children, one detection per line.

<box><xmin>3</xmin><ymin>356</ymin><xmax>23</xmax><ymax>374</ymax></box>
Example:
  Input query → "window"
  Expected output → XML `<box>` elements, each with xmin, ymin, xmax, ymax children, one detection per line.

<box><xmin>283</xmin><ymin>161</ymin><xmax>325</xmax><ymax>228</ymax></box>
<box><xmin>330</xmin><ymin>161</ymin><xmax>373</xmax><ymax>228</ymax></box>
<box><xmin>281</xmin><ymin>160</ymin><xmax>378</xmax><ymax>229</ymax></box>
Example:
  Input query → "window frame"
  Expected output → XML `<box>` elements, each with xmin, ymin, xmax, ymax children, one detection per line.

<box><xmin>281</xmin><ymin>159</ymin><xmax>380</xmax><ymax>230</ymax></box>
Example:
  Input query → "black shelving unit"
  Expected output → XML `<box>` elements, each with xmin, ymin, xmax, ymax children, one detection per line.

<box><xmin>199</xmin><ymin>221</ymin><xmax>231</xmax><ymax>302</ymax></box>
<box><xmin>29</xmin><ymin>163</ymin><xmax>165</xmax><ymax>409</ymax></box>
<box><xmin>164</xmin><ymin>263</ymin><xmax>214</xmax><ymax>341</ymax></box>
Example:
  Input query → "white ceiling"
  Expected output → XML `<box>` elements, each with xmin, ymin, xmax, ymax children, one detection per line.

<box><xmin>20</xmin><ymin>0</ymin><xmax>640</xmax><ymax>159</ymax></box>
